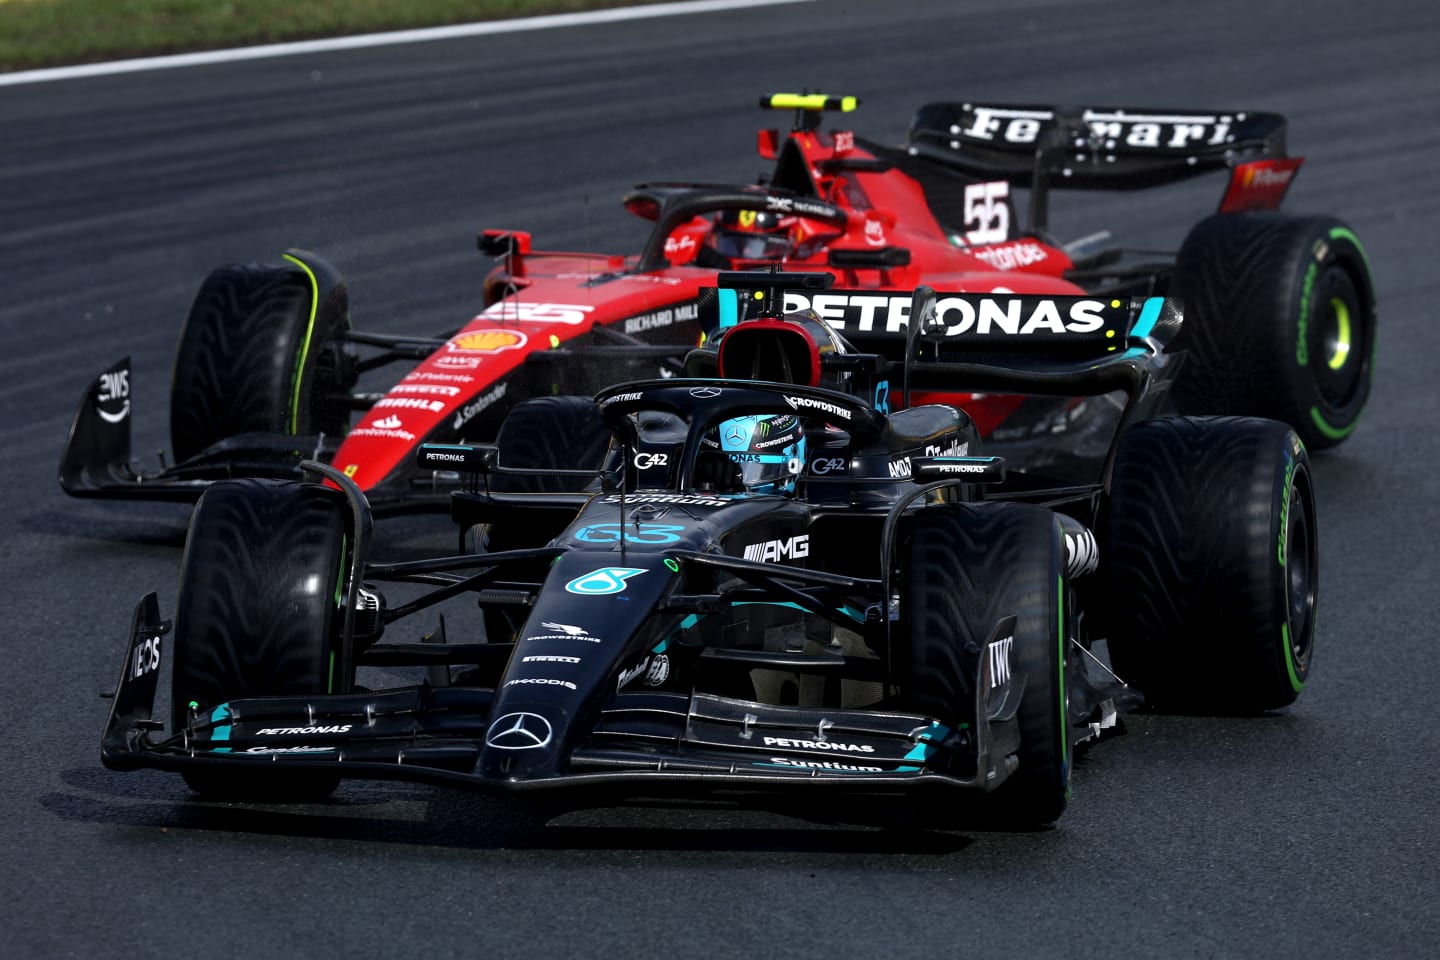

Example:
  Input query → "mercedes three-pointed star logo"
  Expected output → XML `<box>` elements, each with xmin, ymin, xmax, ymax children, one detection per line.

<box><xmin>484</xmin><ymin>712</ymin><xmax>554</xmax><ymax>750</ymax></box>
<box><xmin>689</xmin><ymin>386</ymin><xmax>722</xmax><ymax>399</ymax></box>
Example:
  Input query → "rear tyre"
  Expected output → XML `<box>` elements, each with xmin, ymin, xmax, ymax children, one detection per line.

<box><xmin>1104</xmin><ymin>416</ymin><xmax>1317</xmax><ymax>712</ymax></box>
<box><xmin>1170</xmin><ymin>213</ymin><xmax>1376</xmax><ymax>450</ymax></box>
<box><xmin>171</xmin><ymin>250</ymin><xmax>354</xmax><ymax>463</ymax></box>
<box><xmin>171</xmin><ymin>478</ymin><xmax>350</xmax><ymax>799</ymax></box>
<box><xmin>905</xmin><ymin>503</ymin><xmax>1069</xmax><ymax>827</ymax></box>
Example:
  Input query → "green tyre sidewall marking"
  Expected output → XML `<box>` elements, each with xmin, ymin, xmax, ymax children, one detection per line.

<box><xmin>281</xmin><ymin>252</ymin><xmax>321</xmax><ymax>437</ymax></box>
<box><xmin>1309</xmin><ymin>406</ymin><xmax>1359</xmax><ymax>441</ymax></box>
<box><xmin>1305</xmin><ymin>225</ymin><xmax>1376</xmax><ymax>440</ymax></box>
<box><xmin>1295</xmin><ymin>260</ymin><xmax>1317</xmax><ymax>368</ymax></box>
<box><xmin>1282</xmin><ymin>624</ymin><xmax>1303</xmax><ymax>693</ymax></box>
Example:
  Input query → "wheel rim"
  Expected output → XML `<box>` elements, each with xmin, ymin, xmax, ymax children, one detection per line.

<box><xmin>1310</xmin><ymin>266</ymin><xmax>1366</xmax><ymax>410</ymax></box>
<box><xmin>1325</xmin><ymin>297</ymin><xmax>1352</xmax><ymax>371</ymax></box>
<box><xmin>1284</xmin><ymin>478</ymin><xmax>1316</xmax><ymax>672</ymax></box>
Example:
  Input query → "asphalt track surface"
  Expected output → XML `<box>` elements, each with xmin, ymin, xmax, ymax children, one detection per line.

<box><xmin>3</xmin><ymin>0</ymin><xmax>1438</xmax><ymax>956</ymax></box>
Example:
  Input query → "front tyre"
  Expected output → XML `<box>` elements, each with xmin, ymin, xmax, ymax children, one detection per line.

<box><xmin>905</xmin><ymin>503</ymin><xmax>1069</xmax><ymax>827</ymax></box>
<box><xmin>1170</xmin><ymin>213</ymin><xmax>1376</xmax><ymax>450</ymax></box>
<box><xmin>171</xmin><ymin>478</ymin><xmax>350</xmax><ymax>799</ymax></box>
<box><xmin>1104</xmin><ymin>416</ymin><xmax>1317</xmax><ymax>713</ymax></box>
<box><xmin>170</xmin><ymin>250</ymin><xmax>354</xmax><ymax>463</ymax></box>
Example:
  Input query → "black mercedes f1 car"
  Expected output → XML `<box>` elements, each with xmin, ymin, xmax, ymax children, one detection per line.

<box><xmin>100</xmin><ymin>271</ymin><xmax>1317</xmax><ymax>827</ymax></box>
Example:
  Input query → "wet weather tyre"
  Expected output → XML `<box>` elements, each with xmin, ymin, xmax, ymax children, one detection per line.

<box><xmin>171</xmin><ymin>478</ymin><xmax>350</xmax><ymax>800</ymax></box>
<box><xmin>1169</xmin><ymin>213</ymin><xmax>1376</xmax><ymax>450</ymax></box>
<box><xmin>170</xmin><ymin>250</ymin><xmax>353</xmax><ymax>463</ymax></box>
<box><xmin>905</xmin><ymin>503</ymin><xmax>1069</xmax><ymax>827</ymax></box>
<box><xmin>1103</xmin><ymin>416</ymin><xmax>1317</xmax><ymax>713</ymax></box>
<box><xmin>490</xmin><ymin>396</ymin><xmax>609</xmax><ymax>493</ymax></box>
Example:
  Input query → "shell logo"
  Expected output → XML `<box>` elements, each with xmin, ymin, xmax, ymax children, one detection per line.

<box><xmin>449</xmin><ymin>330</ymin><xmax>527</xmax><ymax>353</ymax></box>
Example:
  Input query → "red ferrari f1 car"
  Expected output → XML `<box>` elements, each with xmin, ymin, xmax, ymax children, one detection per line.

<box><xmin>61</xmin><ymin>93</ymin><xmax>1375</xmax><ymax>511</ymax></box>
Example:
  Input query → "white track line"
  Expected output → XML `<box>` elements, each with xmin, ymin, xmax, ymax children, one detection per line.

<box><xmin>0</xmin><ymin>0</ymin><xmax>814</xmax><ymax>87</ymax></box>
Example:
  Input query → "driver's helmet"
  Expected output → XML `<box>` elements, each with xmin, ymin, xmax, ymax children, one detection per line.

<box><xmin>706</xmin><ymin>208</ymin><xmax>796</xmax><ymax>267</ymax></box>
<box><xmin>708</xmin><ymin>413</ymin><xmax>807</xmax><ymax>495</ymax></box>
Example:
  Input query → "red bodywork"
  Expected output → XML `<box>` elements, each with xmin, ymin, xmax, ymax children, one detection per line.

<box><xmin>333</xmin><ymin>98</ymin><xmax>1296</xmax><ymax>496</ymax></box>
<box><xmin>335</xmin><ymin>123</ymin><xmax>1083</xmax><ymax>493</ymax></box>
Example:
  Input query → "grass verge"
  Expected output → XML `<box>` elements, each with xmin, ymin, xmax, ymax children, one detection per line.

<box><xmin>0</xmin><ymin>0</ymin><xmax>670</xmax><ymax>72</ymax></box>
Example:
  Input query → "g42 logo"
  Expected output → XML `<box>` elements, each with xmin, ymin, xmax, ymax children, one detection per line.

<box><xmin>573</xmin><ymin>524</ymin><xmax>684</xmax><ymax>545</ymax></box>
<box><xmin>633</xmin><ymin>452</ymin><xmax>669</xmax><ymax>470</ymax></box>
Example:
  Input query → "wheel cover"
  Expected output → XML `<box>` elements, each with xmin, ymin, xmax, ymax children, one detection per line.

<box><xmin>1310</xmin><ymin>266</ymin><xmax>1366</xmax><ymax>409</ymax></box>
<box><xmin>1324</xmin><ymin>297</ymin><xmax>1352</xmax><ymax>371</ymax></box>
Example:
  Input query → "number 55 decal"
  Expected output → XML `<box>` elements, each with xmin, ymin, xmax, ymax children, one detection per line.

<box><xmin>963</xmin><ymin>181</ymin><xmax>1011</xmax><ymax>245</ymax></box>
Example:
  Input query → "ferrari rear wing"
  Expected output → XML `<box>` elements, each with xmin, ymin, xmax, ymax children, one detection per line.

<box><xmin>901</xmin><ymin>102</ymin><xmax>1299</xmax><ymax>232</ymax></box>
<box><xmin>908</xmin><ymin>102</ymin><xmax>1287</xmax><ymax>188</ymax></box>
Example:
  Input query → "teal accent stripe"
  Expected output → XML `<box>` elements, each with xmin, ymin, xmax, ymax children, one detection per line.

<box><xmin>1132</xmin><ymin>297</ymin><xmax>1164</xmax><ymax>339</ymax></box>
<box><xmin>901</xmin><ymin>722</ymin><xmax>950</xmax><ymax>762</ymax></box>
<box><xmin>731</xmin><ymin>600</ymin><xmax>862</xmax><ymax>623</ymax></box>
<box><xmin>670</xmin><ymin>602</ymin><xmax>863</xmax><ymax>648</ymax></box>
<box><xmin>210</xmin><ymin>703</ymin><xmax>233</xmax><ymax>753</ymax></box>
<box><xmin>718</xmin><ymin>288</ymin><xmax>739</xmax><ymax>328</ymax></box>
<box><xmin>423</xmin><ymin>444</ymin><xmax>475</xmax><ymax>450</ymax></box>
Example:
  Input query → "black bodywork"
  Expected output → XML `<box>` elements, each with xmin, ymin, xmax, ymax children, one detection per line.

<box><xmin>101</xmin><ymin>275</ymin><xmax>1181</xmax><ymax>806</ymax></box>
